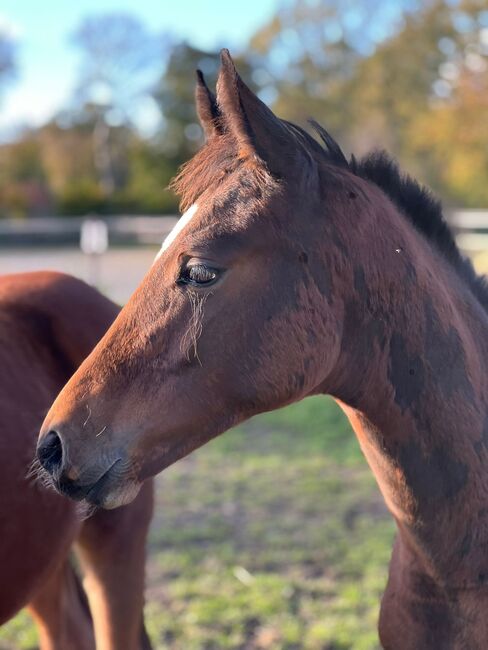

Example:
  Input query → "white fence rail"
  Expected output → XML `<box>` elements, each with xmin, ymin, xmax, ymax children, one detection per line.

<box><xmin>0</xmin><ymin>211</ymin><xmax>487</xmax><ymax>252</ymax></box>
<box><xmin>448</xmin><ymin>210</ymin><xmax>488</xmax><ymax>252</ymax></box>
<box><xmin>0</xmin><ymin>215</ymin><xmax>178</xmax><ymax>246</ymax></box>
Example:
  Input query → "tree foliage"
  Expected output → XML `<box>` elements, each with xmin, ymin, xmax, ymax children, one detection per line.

<box><xmin>67</xmin><ymin>13</ymin><xmax>165</xmax><ymax>196</ymax></box>
<box><xmin>153</xmin><ymin>43</ymin><xmax>255</xmax><ymax>162</ymax></box>
<box><xmin>0</xmin><ymin>1</ymin><xmax>487</xmax><ymax>217</ymax></box>
<box><xmin>248</xmin><ymin>0</ymin><xmax>488</xmax><ymax>204</ymax></box>
<box><xmin>0</xmin><ymin>32</ymin><xmax>16</xmax><ymax>99</ymax></box>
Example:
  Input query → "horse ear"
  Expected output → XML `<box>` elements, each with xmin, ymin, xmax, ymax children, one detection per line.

<box><xmin>195</xmin><ymin>70</ymin><xmax>221</xmax><ymax>141</ymax></box>
<box><xmin>216</xmin><ymin>49</ymin><xmax>299</xmax><ymax>175</ymax></box>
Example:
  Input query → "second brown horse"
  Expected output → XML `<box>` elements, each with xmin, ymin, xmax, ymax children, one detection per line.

<box><xmin>1</xmin><ymin>271</ymin><xmax>153</xmax><ymax>649</ymax></box>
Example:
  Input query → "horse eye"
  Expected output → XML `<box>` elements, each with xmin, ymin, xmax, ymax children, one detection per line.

<box><xmin>178</xmin><ymin>262</ymin><xmax>219</xmax><ymax>287</ymax></box>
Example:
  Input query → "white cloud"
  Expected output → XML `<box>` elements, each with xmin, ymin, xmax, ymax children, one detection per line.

<box><xmin>0</xmin><ymin>13</ymin><xmax>23</xmax><ymax>41</ymax></box>
<box><xmin>0</xmin><ymin>79</ymin><xmax>70</xmax><ymax>135</ymax></box>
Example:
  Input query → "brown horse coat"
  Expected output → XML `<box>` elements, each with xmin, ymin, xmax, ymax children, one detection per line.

<box><xmin>0</xmin><ymin>271</ymin><xmax>153</xmax><ymax>649</ymax></box>
<box><xmin>39</xmin><ymin>52</ymin><xmax>488</xmax><ymax>648</ymax></box>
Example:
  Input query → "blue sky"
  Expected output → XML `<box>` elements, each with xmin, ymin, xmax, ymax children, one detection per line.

<box><xmin>0</xmin><ymin>0</ymin><xmax>280</xmax><ymax>135</ymax></box>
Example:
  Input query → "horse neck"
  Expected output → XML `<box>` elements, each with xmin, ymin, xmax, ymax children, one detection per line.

<box><xmin>324</xmin><ymin>216</ymin><xmax>488</xmax><ymax>587</ymax></box>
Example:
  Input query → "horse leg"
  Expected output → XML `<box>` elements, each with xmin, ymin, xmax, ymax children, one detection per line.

<box><xmin>75</xmin><ymin>480</ymin><xmax>154</xmax><ymax>650</ymax></box>
<box><xmin>27</xmin><ymin>559</ymin><xmax>95</xmax><ymax>650</ymax></box>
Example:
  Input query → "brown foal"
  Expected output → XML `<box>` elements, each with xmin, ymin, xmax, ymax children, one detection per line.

<box><xmin>1</xmin><ymin>271</ymin><xmax>153</xmax><ymax>650</ymax></box>
<box><xmin>38</xmin><ymin>52</ymin><xmax>488</xmax><ymax>648</ymax></box>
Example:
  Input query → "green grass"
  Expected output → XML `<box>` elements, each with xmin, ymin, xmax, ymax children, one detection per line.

<box><xmin>0</xmin><ymin>396</ymin><xmax>395</xmax><ymax>649</ymax></box>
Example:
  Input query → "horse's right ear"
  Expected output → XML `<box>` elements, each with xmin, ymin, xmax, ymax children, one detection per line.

<box><xmin>195</xmin><ymin>70</ymin><xmax>221</xmax><ymax>141</ymax></box>
<box><xmin>216</xmin><ymin>49</ymin><xmax>304</xmax><ymax>178</ymax></box>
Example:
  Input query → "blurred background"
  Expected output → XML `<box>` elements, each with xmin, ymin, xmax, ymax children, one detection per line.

<box><xmin>0</xmin><ymin>0</ymin><xmax>487</xmax><ymax>648</ymax></box>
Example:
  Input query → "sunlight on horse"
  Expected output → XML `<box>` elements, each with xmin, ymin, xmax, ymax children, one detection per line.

<box><xmin>38</xmin><ymin>51</ymin><xmax>488</xmax><ymax>648</ymax></box>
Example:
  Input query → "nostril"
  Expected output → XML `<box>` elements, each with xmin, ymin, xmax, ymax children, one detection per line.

<box><xmin>37</xmin><ymin>430</ymin><xmax>64</xmax><ymax>474</ymax></box>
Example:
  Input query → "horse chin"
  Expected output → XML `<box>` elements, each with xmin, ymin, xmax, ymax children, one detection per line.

<box><xmin>88</xmin><ymin>480</ymin><xmax>142</xmax><ymax>510</ymax></box>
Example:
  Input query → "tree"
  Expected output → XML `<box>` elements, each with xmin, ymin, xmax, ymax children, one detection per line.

<box><xmin>247</xmin><ymin>0</ymin><xmax>420</xmax><ymax>144</ymax></box>
<box><xmin>0</xmin><ymin>134</ymin><xmax>52</xmax><ymax>218</ymax></box>
<box><xmin>0</xmin><ymin>30</ymin><xmax>16</xmax><ymax>101</ymax></box>
<box><xmin>246</xmin><ymin>0</ymin><xmax>488</xmax><ymax>205</ymax></box>
<box><xmin>153</xmin><ymin>43</ymin><xmax>255</xmax><ymax>164</ymax></box>
<box><xmin>408</xmin><ymin>25</ymin><xmax>488</xmax><ymax>205</ymax></box>
<box><xmin>345</xmin><ymin>0</ymin><xmax>488</xmax><ymax>203</ymax></box>
<box><xmin>69</xmin><ymin>12</ymin><xmax>165</xmax><ymax>194</ymax></box>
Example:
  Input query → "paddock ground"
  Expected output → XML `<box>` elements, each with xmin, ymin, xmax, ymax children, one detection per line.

<box><xmin>0</xmin><ymin>245</ymin><xmax>485</xmax><ymax>649</ymax></box>
<box><xmin>1</xmin><ymin>399</ymin><xmax>393</xmax><ymax>650</ymax></box>
<box><xmin>0</xmin><ymin>246</ymin><xmax>158</xmax><ymax>304</ymax></box>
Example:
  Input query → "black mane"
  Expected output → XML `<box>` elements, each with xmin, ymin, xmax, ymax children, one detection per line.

<box><xmin>308</xmin><ymin>121</ymin><xmax>488</xmax><ymax>313</ymax></box>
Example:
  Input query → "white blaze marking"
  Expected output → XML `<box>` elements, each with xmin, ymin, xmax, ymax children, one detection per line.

<box><xmin>154</xmin><ymin>203</ymin><xmax>199</xmax><ymax>262</ymax></box>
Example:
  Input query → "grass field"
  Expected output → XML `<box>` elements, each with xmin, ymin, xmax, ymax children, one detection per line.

<box><xmin>0</xmin><ymin>396</ymin><xmax>395</xmax><ymax>650</ymax></box>
<box><xmin>0</xmin><ymin>233</ymin><xmax>484</xmax><ymax>649</ymax></box>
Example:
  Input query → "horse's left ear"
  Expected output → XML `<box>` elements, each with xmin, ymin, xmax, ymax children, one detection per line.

<box><xmin>216</xmin><ymin>49</ymin><xmax>301</xmax><ymax>176</ymax></box>
<box><xmin>195</xmin><ymin>70</ymin><xmax>221</xmax><ymax>141</ymax></box>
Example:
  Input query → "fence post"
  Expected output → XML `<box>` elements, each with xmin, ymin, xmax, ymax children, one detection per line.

<box><xmin>80</xmin><ymin>216</ymin><xmax>109</xmax><ymax>287</ymax></box>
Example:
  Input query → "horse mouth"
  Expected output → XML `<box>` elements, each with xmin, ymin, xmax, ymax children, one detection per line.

<box><xmin>85</xmin><ymin>459</ymin><xmax>123</xmax><ymax>506</ymax></box>
<box><xmin>56</xmin><ymin>459</ymin><xmax>122</xmax><ymax>505</ymax></box>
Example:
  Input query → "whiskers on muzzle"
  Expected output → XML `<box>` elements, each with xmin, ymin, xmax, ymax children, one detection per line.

<box><xmin>27</xmin><ymin>448</ymin><xmax>140</xmax><ymax>512</ymax></box>
<box><xmin>75</xmin><ymin>499</ymin><xmax>99</xmax><ymax>521</ymax></box>
<box><xmin>26</xmin><ymin>455</ymin><xmax>57</xmax><ymax>491</ymax></box>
